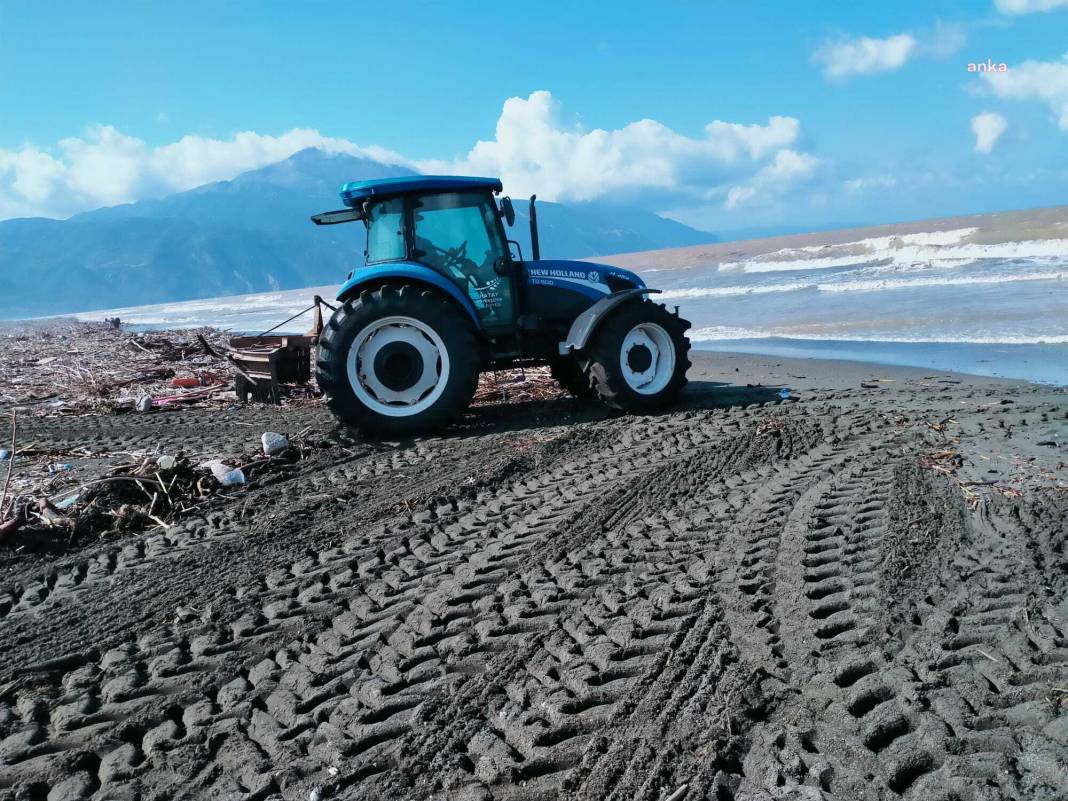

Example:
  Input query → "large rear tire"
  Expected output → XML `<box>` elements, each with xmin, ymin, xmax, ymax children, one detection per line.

<box><xmin>579</xmin><ymin>300</ymin><xmax>691</xmax><ymax>412</ymax></box>
<box><xmin>316</xmin><ymin>284</ymin><xmax>480</xmax><ymax>436</ymax></box>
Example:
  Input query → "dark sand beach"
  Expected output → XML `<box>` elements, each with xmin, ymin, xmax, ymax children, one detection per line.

<box><xmin>0</xmin><ymin>340</ymin><xmax>1065</xmax><ymax>801</ymax></box>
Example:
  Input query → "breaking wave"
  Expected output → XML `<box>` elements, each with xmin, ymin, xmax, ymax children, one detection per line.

<box><xmin>717</xmin><ymin>233</ymin><xmax>1068</xmax><ymax>274</ymax></box>
<box><xmin>689</xmin><ymin>327</ymin><xmax>1068</xmax><ymax>345</ymax></box>
<box><xmin>660</xmin><ymin>269</ymin><xmax>1068</xmax><ymax>299</ymax></box>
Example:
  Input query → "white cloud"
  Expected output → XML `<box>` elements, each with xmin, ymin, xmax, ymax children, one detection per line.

<box><xmin>995</xmin><ymin>0</ymin><xmax>1068</xmax><ymax>14</ymax></box>
<box><xmin>725</xmin><ymin>149</ymin><xmax>820</xmax><ymax>208</ymax></box>
<box><xmin>971</xmin><ymin>112</ymin><xmax>1008</xmax><ymax>152</ymax></box>
<box><xmin>417</xmin><ymin>91</ymin><xmax>809</xmax><ymax>205</ymax></box>
<box><xmin>813</xmin><ymin>33</ymin><xmax>916</xmax><ymax>79</ymax></box>
<box><xmin>0</xmin><ymin>91</ymin><xmax>817</xmax><ymax>220</ymax></box>
<box><xmin>925</xmin><ymin>21</ymin><xmax>967</xmax><ymax>59</ymax></box>
<box><xmin>980</xmin><ymin>54</ymin><xmax>1068</xmax><ymax>130</ymax></box>
<box><xmin>843</xmin><ymin>174</ymin><xmax>898</xmax><ymax>193</ymax></box>
<box><xmin>0</xmin><ymin>126</ymin><xmax>411</xmax><ymax>219</ymax></box>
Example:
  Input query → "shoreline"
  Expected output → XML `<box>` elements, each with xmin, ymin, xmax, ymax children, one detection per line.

<box><xmin>691</xmin><ymin>338</ymin><xmax>1068</xmax><ymax>387</ymax></box>
<box><xmin>684</xmin><ymin>347</ymin><xmax>1034</xmax><ymax>392</ymax></box>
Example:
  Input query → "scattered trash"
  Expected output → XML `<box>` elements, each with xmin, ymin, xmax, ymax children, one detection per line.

<box><xmin>52</xmin><ymin>493</ymin><xmax>82</xmax><ymax>511</ymax></box>
<box><xmin>219</xmin><ymin>469</ymin><xmax>246</xmax><ymax>487</ymax></box>
<box><xmin>860</xmin><ymin>381</ymin><xmax>880</xmax><ymax>389</ymax></box>
<box><xmin>779</xmin><ymin>388</ymin><xmax>791</xmax><ymax>399</ymax></box>
<box><xmin>170</xmin><ymin>376</ymin><xmax>202</xmax><ymax>388</ymax></box>
<box><xmin>0</xmin><ymin>414</ymin><xmax>319</xmax><ymax>543</ymax></box>
<box><xmin>0</xmin><ymin>450</ymin><xmax>9</xmax><ymax>461</ymax></box>
<box><xmin>174</xmin><ymin>605</ymin><xmax>199</xmax><ymax>623</ymax></box>
<box><xmin>309</xmin><ymin>785</ymin><xmax>324</xmax><ymax>801</ymax></box>
<box><xmin>0</xmin><ymin>321</ymin><xmax>239</xmax><ymax>417</ymax></box>
<box><xmin>261</xmin><ymin>431</ymin><xmax>289</xmax><ymax>456</ymax></box>
<box><xmin>206</xmin><ymin>461</ymin><xmax>246</xmax><ymax>487</ymax></box>
<box><xmin>135</xmin><ymin>395</ymin><xmax>154</xmax><ymax>413</ymax></box>
<box><xmin>206</xmin><ymin>461</ymin><xmax>233</xmax><ymax>482</ymax></box>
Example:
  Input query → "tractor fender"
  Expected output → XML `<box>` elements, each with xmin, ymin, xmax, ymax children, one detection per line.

<box><xmin>561</xmin><ymin>287</ymin><xmax>661</xmax><ymax>353</ymax></box>
<box><xmin>336</xmin><ymin>262</ymin><xmax>482</xmax><ymax>328</ymax></box>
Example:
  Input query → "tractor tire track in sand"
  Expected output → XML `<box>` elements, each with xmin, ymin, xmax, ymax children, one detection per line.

<box><xmin>1</xmin><ymin>382</ymin><xmax>1065</xmax><ymax>801</ymax></box>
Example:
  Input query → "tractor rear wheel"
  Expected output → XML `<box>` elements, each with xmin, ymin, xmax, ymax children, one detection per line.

<box><xmin>549</xmin><ymin>356</ymin><xmax>593</xmax><ymax>398</ymax></box>
<box><xmin>580</xmin><ymin>300</ymin><xmax>691</xmax><ymax>412</ymax></box>
<box><xmin>316</xmin><ymin>284</ymin><xmax>480</xmax><ymax>436</ymax></box>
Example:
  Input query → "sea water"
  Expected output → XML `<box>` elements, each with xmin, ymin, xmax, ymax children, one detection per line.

<box><xmin>652</xmin><ymin>231</ymin><xmax>1067</xmax><ymax>385</ymax></box>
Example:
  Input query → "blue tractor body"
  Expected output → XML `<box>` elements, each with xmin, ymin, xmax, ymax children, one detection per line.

<box><xmin>311</xmin><ymin>175</ymin><xmax>689</xmax><ymax>434</ymax></box>
<box><xmin>335</xmin><ymin>258</ymin><xmax>647</xmax><ymax>329</ymax></box>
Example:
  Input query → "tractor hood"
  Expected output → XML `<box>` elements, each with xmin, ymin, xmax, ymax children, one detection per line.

<box><xmin>525</xmin><ymin>260</ymin><xmax>646</xmax><ymax>295</ymax></box>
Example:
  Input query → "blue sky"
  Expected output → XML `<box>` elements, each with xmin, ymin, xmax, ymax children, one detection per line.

<box><xmin>1</xmin><ymin>0</ymin><xmax>1067</xmax><ymax>233</ymax></box>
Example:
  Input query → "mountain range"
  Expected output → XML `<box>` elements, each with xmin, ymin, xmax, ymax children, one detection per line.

<box><xmin>0</xmin><ymin>148</ymin><xmax>716</xmax><ymax>318</ymax></box>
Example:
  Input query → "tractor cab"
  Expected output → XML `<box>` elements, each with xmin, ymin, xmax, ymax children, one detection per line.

<box><xmin>315</xmin><ymin>176</ymin><xmax>516</xmax><ymax>332</ymax></box>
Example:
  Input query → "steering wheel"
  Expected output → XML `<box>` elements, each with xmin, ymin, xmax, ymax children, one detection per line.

<box><xmin>427</xmin><ymin>241</ymin><xmax>484</xmax><ymax>289</ymax></box>
<box><xmin>447</xmin><ymin>240</ymin><xmax>468</xmax><ymax>265</ymax></box>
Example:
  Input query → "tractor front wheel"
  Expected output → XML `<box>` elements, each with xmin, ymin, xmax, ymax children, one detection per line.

<box><xmin>316</xmin><ymin>284</ymin><xmax>480</xmax><ymax>436</ymax></box>
<box><xmin>580</xmin><ymin>300</ymin><xmax>691</xmax><ymax>412</ymax></box>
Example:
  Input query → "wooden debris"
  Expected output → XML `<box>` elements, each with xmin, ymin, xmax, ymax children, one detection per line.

<box><xmin>471</xmin><ymin>366</ymin><xmax>566</xmax><ymax>406</ymax></box>
<box><xmin>0</xmin><ymin>321</ymin><xmax>239</xmax><ymax>416</ymax></box>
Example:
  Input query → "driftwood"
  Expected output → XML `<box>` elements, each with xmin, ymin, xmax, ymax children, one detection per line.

<box><xmin>0</xmin><ymin>322</ymin><xmax>237</xmax><ymax>416</ymax></box>
<box><xmin>0</xmin><ymin>411</ymin><xmax>15</xmax><ymax>529</ymax></box>
<box><xmin>472</xmin><ymin>366</ymin><xmax>566</xmax><ymax>406</ymax></box>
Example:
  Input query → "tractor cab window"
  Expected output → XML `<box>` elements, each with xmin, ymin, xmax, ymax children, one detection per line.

<box><xmin>365</xmin><ymin>198</ymin><xmax>406</xmax><ymax>263</ymax></box>
<box><xmin>412</xmin><ymin>191</ymin><xmax>512</xmax><ymax>327</ymax></box>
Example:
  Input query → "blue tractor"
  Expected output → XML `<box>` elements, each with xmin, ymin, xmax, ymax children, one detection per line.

<box><xmin>311</xmin><ymin>176</ymin><xmax>691</xmax><ymax>434</ymax></box>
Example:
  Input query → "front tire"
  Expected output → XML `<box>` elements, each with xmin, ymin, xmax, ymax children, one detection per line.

<box><xmin>579</xmin><ymin>300</ymin><xmax>691</xmax><ymax>412</ymax></box>
<box><xmin>316</xmin><ymin>284</ymin><xmax>480</xmax><ymax>436</ymax></box>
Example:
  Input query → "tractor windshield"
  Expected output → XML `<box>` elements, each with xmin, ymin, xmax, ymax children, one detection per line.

<box><xmin>363</xmin><ymin>190</ymin><xmax>513</xmax><ymax>327</ymax></box>
<box><xmin>411</xmin><ymin>191</ymin><xmax>511</xmax><ymax>325</ymax></box>
<box><xmin>411</xmin><ymin>192</ymin><xmax>505</xmax><ymax>286</ymax></box>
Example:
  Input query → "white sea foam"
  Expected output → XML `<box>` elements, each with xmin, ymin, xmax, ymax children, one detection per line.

<box><xmin>71</xmin><ymin>285</ymin><xmax>339</xmax><ymax>327</ymax></box>
<box><xmin>689</xmin><ymin>327</ymin><xmax>1068</xmax><ymax>345</ymax></box>
<box><xmin>718</xmin><ymin>235</ymin><xmax>1068</xmax><ymax>274</ymax></box>
<box><xmin>659</xmin><ymin>269</ymin><xmax>1068</xmax><ymax>299</ymax></box>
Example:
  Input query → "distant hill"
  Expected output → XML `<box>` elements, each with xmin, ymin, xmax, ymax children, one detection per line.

<box><xmin>0</xmin><ymin>148</ymin><xmax>717</xmax><ymax>318</ymax></box>
<box><xmin>504</xmin><ymin>198</ymin><xmax>717</xmax><ymax>261</ymax></box>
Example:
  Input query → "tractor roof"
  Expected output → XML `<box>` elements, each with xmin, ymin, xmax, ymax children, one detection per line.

<box><xmin>339</xmin><ymin>175</ymin><xmax>503</xmax><ymax>207</ymax></box>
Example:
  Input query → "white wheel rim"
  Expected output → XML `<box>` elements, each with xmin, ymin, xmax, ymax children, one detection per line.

<box><xmin>620</xmin><ymin>322</ymin><xmax>675</xmax><ymax>395</ymax></box>
<box><xmin>346</xmin><ymin>315</ymin><xmax>451</xmax><ymax>417</ymax></box>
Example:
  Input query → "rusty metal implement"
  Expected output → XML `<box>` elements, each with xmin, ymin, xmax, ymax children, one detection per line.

<box><xmin>225</xmin><ymin>296</ymin><xmax>333</xmax><ymax>403</ymax></box>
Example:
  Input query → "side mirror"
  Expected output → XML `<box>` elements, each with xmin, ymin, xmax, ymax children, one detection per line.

<box><xmin>499</xmin><ymin>196</ymin><xmax>516</xmax><ymax>227</ymax></box>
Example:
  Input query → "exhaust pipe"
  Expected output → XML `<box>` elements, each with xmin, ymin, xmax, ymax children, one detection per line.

<box><xmin>529</xmin><ymin>195</ymin><xmax>541</xmax><ymax>261</ymax></box>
